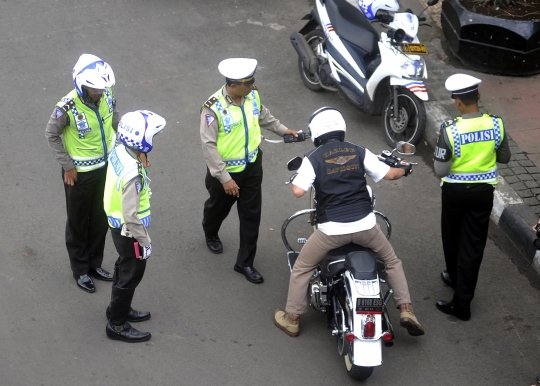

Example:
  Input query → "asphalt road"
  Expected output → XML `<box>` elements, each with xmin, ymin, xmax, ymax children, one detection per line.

<box><xmin>1</xmin><ymin>0</ymin><xmax>539</xmax><ymax>385</ymax></box>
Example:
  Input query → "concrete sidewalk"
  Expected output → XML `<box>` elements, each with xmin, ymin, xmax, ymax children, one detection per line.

<box><xmin>410</xmin><ymin>0</ymin><xmax>540</xmax><ymax>272</ymax></box>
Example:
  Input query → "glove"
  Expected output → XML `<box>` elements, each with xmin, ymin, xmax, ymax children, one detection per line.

<box><xmin>397</xmin><ymin>160</ymin><xmax>413</xmax><ymax>176</ymax></box>
<box><xmin>141</xmin><ymin>243</ymin><xmax>152</xmax><ymax>260</ymax></box>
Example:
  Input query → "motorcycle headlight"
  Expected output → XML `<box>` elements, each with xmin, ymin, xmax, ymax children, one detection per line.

<box><xmin>401</xmin><ymin>59</ymin><xmax>425</xmax><ymax>79</ymax></box>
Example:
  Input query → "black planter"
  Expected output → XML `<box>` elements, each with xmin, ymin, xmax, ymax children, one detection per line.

<box><xmin>441</xmin><ymin>0</ymin><xmax>540</xmax><ymax>75</ymax></box>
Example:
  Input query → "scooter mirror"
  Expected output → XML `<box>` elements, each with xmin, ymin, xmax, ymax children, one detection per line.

<box><xmin>392</xmin><ymin>29</ymin><xmax>406</xmax><ymax>44</ymax></box>
<box><xmin>395</xmin><ymin>141</ymin><xmax>416</xmax><ymax>155</ymax></box>
<box><xmin>427</xmin><ymin>0</ymin><xmax>439</xmax><ymax>6</ymax></box>
<box><xmin>287</xmin><ymin>156</ymin><xmax>303</xmax><ymax>171</ymax></box>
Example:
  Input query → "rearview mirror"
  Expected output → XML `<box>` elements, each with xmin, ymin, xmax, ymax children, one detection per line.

<box><xmin>395</xmin><ymin>141</ymin><xmax>416</xmax><ymax>155</ymax></box>
<box><xmin>427</xmin><ymin>0</ymin><xmax>439</xmax><ymax>6</ymax></box>
<box><xmin>287</xmin><ymin>156</ymin><xmax>303</xmax><ymax>171</ymax></box>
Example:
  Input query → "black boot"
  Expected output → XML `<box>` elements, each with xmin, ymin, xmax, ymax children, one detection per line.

<box><xmin>106</xmin><ymin>306</ymin><xmax>151</xmax><ymax>322</ymax></box>
<box><xmin>106</xmin><ymin>287</ymin><xmax>151</xmax><ymax>343</ymax></box>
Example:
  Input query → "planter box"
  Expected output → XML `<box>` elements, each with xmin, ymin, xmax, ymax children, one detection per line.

<box><xmin>441</xmin><ymin>0</ymin><xmax>540</xmax><ymax>75</ymax></box>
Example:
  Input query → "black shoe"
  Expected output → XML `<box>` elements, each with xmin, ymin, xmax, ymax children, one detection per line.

<box><xmin>440</xmin><ymin>270</ymin><xmax>455</xmax><ymax>289</ymax></box>
<box><xmin>205</xmin><ymin>236</ymin><xmax>223</xmax><ymax>254</ymax></box>
<box><xmin>435</xmin><ymin>300</ymin><xmax>471</xmax><ymax>321</ymax></box>
<box><xmin>234</xmin><ymin>264</ymin><xmax>264</xmax><ymax>284</ymax></box>
<box><xmin>89</xmin><ymin>267</ymin><xmax>113</xmax><ymax>281</ymax></box>
<box><xmin>76</xmin><ymin>274</ymin><xmax>96</xmax><ymax>293</ymax></box>
<box><xmin>106</xmin><ymin>306</ymin><xmax>151</xmax><ymax>323</ymax></box>
<box><xmin>106</xmin><ymin>321</ymin><xmax>151</xmax><ymax>343</ymax></box>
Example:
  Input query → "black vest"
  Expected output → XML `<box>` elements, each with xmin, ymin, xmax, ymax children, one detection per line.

<box><xmin>306</xmin><ymin>141</ymin><xmax>372</xmax><ymax>224</ymax></box>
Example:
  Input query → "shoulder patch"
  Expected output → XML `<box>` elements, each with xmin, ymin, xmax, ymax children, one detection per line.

<box><xmin>205</xmin><ymin>114</ymin><xmax>216</xmax><ymax>127</ymax></box>
<box><xmin>57</xmin><ymin>99</ymin><xmax>75</xmax><ymax>113</ymax></box>
<box><xmin>204</xmin><ymin>97</ymin><xmax>218</xmax><ymax>109</ymax></box>
<box><xmin>135</xmin><ymin>181</ymin><xmax>142</xmax><ymax>195</ymax></box>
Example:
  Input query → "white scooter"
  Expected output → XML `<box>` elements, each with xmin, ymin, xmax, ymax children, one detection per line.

<box><xmin>282</xmin><ymin>142</ymin><xmax>416</xmax><ymax>381</ymax></box>
<box><xmin>290</xmin><ymin>0</ymin><xmax>438</xmax><ymax>147</ymax></box>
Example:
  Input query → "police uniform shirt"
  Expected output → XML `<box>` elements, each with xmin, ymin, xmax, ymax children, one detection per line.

<box><xmin>293</xmin><ymin>147</ymin><xmax>390</xmax><ymax>236</ymax></box>
<box><xmin>433</xmin><ymin>112</ymin><xmax>511</xmax><ymax>178</ymax></box>
<box><xmin>45</xmin><ymin>95</ymin><xmax>119</xmax><ymax>171</ymax></box>
<box><xmin>200</xmin><ymin>86</ymin><xmax>289</xmax><ymax>184</ymax></box>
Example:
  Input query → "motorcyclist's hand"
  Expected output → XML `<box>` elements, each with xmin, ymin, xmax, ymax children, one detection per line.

<box><xmin>64</xmin><ymin>168</ymin><xmax>78</xmax><ymax>186</ymax></box>
<box><xmin>398</xmin><ymin>160</ymin><xmax>413</xmax><ymax>176</ymax></box>
<box><xmin>223</xmin><ymin>179</ymin><xmax>240</xmax><ymax>197</ymax></box>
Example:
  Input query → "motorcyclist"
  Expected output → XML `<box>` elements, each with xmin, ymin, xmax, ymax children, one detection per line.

<box><xmin>273</xmin><ymin>107</ymin><xmax>424</xmax><ymax>337</ymax></box>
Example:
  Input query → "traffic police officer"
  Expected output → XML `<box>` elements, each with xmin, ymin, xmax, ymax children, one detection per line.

<box><xmin>200</xmin><ymin>58</ymin><xmax>297</xmax><ymax>284</ymax></box>
<box><xmin>45</xmin><ymin>54</ymin><xmax>117</xmax><ymax>293</ymax></box>
<box><xmin>434</xmin><ymin>74</ymin><xmax>511</xmax><ymax>320</ymax></box>
<box><xmin>103</xmin><ymin>110</ymin><xmax>166</xmax><ymax>343</ymax></box>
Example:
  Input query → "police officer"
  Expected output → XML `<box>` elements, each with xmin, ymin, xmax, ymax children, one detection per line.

<box><xmin>274</xmin><ymin>107</ymin><xmax>424</xmax><ymax>337</ymax></box>
<box><xmin>45</xmin><ymin>54</ymin><xmax>117</xmax><ymax>293</ymax></box>
<box><xmin>200</xmin><ymin>58</ymin><xmax>297</xmax><ymax>284</ymax></box>
<box><xmin>103</xmin><ymin>110</ymin><xmax>166</xmax><ymax>343</ymax></box>
<box><xmin>434</xmin><ymin>74</ymin><xmax>511</xmax><ymax>320</ymax></box>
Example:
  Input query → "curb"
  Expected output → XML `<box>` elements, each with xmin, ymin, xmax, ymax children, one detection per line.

<box><xmin>423</xmin><ymin>99</ymin><xmax>539</xmax><ymax>271</ymax></box>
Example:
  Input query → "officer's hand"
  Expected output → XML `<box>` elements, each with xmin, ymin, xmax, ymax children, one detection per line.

<box><xmin>64</xmin><ymin>168</ymin><xmax>78</xmax><ymax>186</ymax></box>
<box><xmin>140</xmin><ymin>153</ymin><xmax>151</xmax><ymax>168</ymax></box>
<box><xmin>284</xmin><ymin>129</ymin><xmax>298</xmax><ymax>137</ymax></box>
<box><xmin>141</xmin><ymin>243</ymin><xmax>152</xmax><ymax>260</ymax></box>
<box><xmin>223</xmin><ymin>179</ymin><xmax>240</xmax><ymax>197</ymax></box>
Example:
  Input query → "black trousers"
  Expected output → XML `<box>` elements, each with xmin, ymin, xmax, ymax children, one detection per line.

<box><xmin>202</xmin><ymin>150</ymin><xmax>263</xmax><ymax>268</ymax></box>
<box><xmin>63</xmin><ymin>167</ymin><xmax>109</xmax><ymax>278</ymax></box>
<box><xmin>441</xmin><ymin>182</ymin><xmax>494</xmax><ymax>310</ymax></box>
<box><xmin>110</xmin><ymin>228</ymin><xmax>147</xmax><ymax>289</ymax></box>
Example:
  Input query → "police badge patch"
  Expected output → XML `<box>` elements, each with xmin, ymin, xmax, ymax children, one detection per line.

<box><xmin>54</xmin><ymin>107</ymin><xmax>64</xmax><ymax>119</ymax></box>
<box><xmin>135</xmin><ymin>181</ymin><xmax>142</xmax><ymax>194</ymax></box>
<box><xmin>206</xmin><ymin>114</ymin><xmax>215</xmax><ymax>127</ymax></box>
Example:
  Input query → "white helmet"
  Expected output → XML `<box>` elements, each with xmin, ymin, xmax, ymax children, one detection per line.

<box><xmin>72</xmin><ymin>54</ymin><xmax>115</xmax><ymax>96</ymax></box>
<box><xmin>118</xmin><ymin>110</ymin><xmax>166</xmax><ymax>153</ymax></box>
<box><xmin>308</xmin><ymin>107</ymin><xmax>346</xmax><ymax>147</ymax></box>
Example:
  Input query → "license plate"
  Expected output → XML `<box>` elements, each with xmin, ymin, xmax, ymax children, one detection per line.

<box><xmin>401</xmin><ymin>43</ymin><xmax>428</xmax><ymax>55</ymax></box>
<box><xmin>356</xmin><ymin>298</ymin><xmax>384</xmax><ymax>313</ymax></box>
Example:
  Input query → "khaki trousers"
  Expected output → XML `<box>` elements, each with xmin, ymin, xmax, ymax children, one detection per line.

<box><xmin>285</xmin><ymin>224</ymin><xmax>411</xmax><ymax>315</ymax></box>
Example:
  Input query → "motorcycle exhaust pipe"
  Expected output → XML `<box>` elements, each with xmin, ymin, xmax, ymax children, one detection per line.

<box><xmin>290</xmin><ymin>32</ymin><xmax>319</xmax><ymax>77</ymax></box>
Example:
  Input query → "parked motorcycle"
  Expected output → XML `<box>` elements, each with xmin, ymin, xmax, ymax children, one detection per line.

<box><xmin>290</xmin><ymin>0</ymin><xmax>438</xmax><ymax>147</ymax></box>
<box><xmin>281</xmin><ymin>141</ymin><xmax>416</xmax><ymax>381</ymax></box>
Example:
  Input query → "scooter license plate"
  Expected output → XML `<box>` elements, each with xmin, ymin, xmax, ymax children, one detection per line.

<box><xmin>400</xmin><ymin>43</ymin><xmax>428</xmax><ymax>55</ymax></box>
<box><xmin>356</xmin><ymin>298</ymin><xmax>384</xmax><ymax>313</ymax></box>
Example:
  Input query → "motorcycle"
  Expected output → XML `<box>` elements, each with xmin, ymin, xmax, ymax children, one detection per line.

<box><xmin>290</xmin><ymin>0</ymin><xmax>439</xmax><ymax>147</ymax></box>
<box><xmin>281</xmin><ymin>141</ymin><xmax>416</xmax><ymax>381</ymax></box>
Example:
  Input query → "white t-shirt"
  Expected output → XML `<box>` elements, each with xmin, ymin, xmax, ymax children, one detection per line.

<box><xmin>292</xmin><ymin>147</ymin><xmax>390</xmax><ymax>236</ymax></box>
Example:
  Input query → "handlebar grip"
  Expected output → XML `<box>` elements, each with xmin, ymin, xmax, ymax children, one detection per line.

<box><xmin>419</xmin><ymin>17</ymin><xmax>426</xmax><ymax>21</ymax></box>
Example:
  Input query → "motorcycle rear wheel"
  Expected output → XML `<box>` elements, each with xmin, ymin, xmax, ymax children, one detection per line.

<box><xmin>298</xmin><ymin>30</ymin><xmax>324</xmax><ymax>92</ymax></box>
<box><xmin>382</xmin><ymin>88</ymin><xmax>426</xmax><ymax>147</ymax></box>
<box><xmin>344</xmin><ymin>353</ymin><xmax>374</xmax><ymax>381</ymax></box>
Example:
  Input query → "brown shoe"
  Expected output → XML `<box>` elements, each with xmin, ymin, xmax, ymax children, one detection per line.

<box><xmin>273</xmin><ymin>309</ymin><xmax>300</xmax><ymax>337</ymax></box>
<box><xmin>399</xmin><ymin>310</ymin><xmax>425</xmax><ymax>336</ymax></box>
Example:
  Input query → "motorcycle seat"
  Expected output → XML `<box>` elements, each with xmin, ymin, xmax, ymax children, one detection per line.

<box><xmin>321</xmin><ymin>243</ymin><xmax>383</xmax><ymax>280</ymax></box>
<box><xmin>325</xmin><ymin>0</ymin><xmax>379</xmax><ymax>55</ymax></box>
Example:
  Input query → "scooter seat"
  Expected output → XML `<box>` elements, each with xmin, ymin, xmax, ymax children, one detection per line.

<box><xmin>326</xmin><ymin>0</ymin><xmax>379</xmax><ymax>55</ymax></box>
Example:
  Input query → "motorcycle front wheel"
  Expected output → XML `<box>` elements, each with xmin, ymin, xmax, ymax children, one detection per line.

<box><xmin>382</xmin><ymin>87</ymin><xmax>426</xmax><ymax>147</ymax></box>
<box><xmin>298</xmin><ymin>30</ymin><xmax>324</xmax><ymax>92</ymax></box>
<box><xmin>344</xmin><ymin>352</ymin><xmax>374</xmax><ymax>381</ymax></box>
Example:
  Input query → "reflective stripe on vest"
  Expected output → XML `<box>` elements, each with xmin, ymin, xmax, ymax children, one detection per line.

<box><xmin>442</xmin><ymin>115</ymin><xmax>504</xmax><ymax>185</ymax></box>
<box><xmin>205</xmin><ymin>88</ymin><xmax>262</xmax><ymax>173</ymax></box>
<box><xmin>59</xmin><ymin>89</ymin><xmax>116</xmax><ymax>172</ymax></box>
<box><xmin>103</xmin><ymin>145</ymin><xmax>151</xmax><ymax>229</ymax></box>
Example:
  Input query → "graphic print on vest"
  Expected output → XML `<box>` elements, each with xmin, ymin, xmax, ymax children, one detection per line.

<box><xmin>323</xmin><ymin>147</ymin><xmax>359</xmax><ymax>175</ymax></box>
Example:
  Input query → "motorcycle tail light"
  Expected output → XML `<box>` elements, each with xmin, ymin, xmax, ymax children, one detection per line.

<box><xmin>382</xmin><ymin>332</ymin><xmax>393</xmax><ymax>342</ymax></box>
<box><xmin>345</xmin><ymin>332</ymin><xmax>355</xmax><ymax>342</ymax></box>
<box><xmin>363</xmin><ymin>321</ymin><xmax>375</xmax><ymax>338</ymax></box>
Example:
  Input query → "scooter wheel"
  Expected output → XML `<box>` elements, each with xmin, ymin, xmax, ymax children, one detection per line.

<box><xmin>382</xmin><ymin>88</ymin><xmax>426</xmax><ymax>147</ymax></box>
<box><xmin>298</xmin><ymin>30</ymin><xmax>324</xmax><ymax>92</ymax></box>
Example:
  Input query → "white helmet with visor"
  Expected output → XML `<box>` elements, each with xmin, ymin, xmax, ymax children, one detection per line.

<box><xmin>117</xmin><ymin>110</ymin><xmax>166</xmax><ymax>153</ymax></box>
<box><xmin>72</xmin><ymin>54</ymin><xmax>115</xmax><ymax>96</ymax></box>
